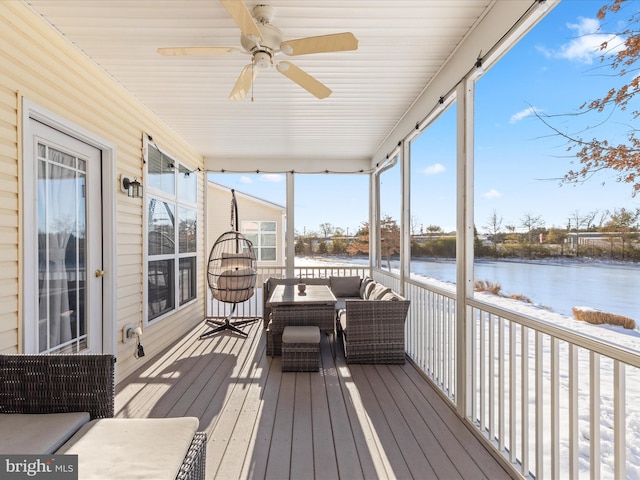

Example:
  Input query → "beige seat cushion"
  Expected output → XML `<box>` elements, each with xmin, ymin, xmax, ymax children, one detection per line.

<box><xmin>335</xmin><ymin>297</ymin><xmax>364</xmax><ymax>310</ymax></box>
<box><xmin>282</xmin><ymin>325</ymin><xmax>320</xmax><ymax>344</ymax></box>
<box><xmin>0</xmin><ymin>412</ymin><xmax>90</xmax><ymax>454</ymax></box>
<box><xmin>57</xmin><ymin>417</ymin><xmax>199</xmax><ymax>480</ymax></box>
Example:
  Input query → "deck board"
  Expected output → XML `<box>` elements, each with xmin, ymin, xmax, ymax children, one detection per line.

<box><xmin>115</xmin><ymin>321</ymin><xmax>513</xmax><ymax>479</ymax></box>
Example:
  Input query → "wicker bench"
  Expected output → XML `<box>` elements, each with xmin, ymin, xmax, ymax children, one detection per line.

<box><xmin>0</xmin><ymin>354</ymin><xmax>206</xmax><ymax>480</ymax></box>
<box><xmin>281</xmin><ymin>326</ymin><xmax>321</xmax><ymax>372</ymax></box>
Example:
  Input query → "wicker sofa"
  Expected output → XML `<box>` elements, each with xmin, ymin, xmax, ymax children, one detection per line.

<box><xmin>332</xmin><ymin>276</ymin><xmax>410</xmax><ymax>364</ymax></box>
<box><xmin>0</xmin><ymin>354</ymin><xmax>206</xmax><ymax>480</ymax></box>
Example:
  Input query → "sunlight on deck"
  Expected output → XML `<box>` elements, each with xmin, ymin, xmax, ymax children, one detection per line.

<box><xmin>115</xmin><ymin>321</ymin><xmax>510</xmax><ymax>479</ymax></box>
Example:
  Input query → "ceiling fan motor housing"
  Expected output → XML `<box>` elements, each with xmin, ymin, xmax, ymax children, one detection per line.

<box><xmin>241</xmin><ymin>23</ymin><xmax>283</xmax><ymax>53</ymax></box>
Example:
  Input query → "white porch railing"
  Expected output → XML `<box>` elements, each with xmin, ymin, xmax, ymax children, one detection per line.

<box><xmin>206</xmin><ymin>265</ymin><xmax>639</xmax><ymax>479</ymax></box>
<box><xmin>382</xmin><ymin>268</ymin><xmax>640</xmax><ymax>480</ymax></box>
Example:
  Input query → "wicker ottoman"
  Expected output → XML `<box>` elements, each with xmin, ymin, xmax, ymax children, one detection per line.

<box><xmin>281</xmin><ymin>325</ymin><xmax>321</xmax><ymax>372</ymax></box>
<box><xmin>266</xmin><ymin>321</ymin><xmax>282</xmax><ymax>356</ymax></box>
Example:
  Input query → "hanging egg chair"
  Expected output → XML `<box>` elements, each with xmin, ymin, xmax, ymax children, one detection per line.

<box><xmin>200</xmin><ymin>189</ymin><xmax>259</xmax><ymax>339</ymax></box>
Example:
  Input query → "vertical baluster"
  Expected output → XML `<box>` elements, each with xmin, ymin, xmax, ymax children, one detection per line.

<box><xmin>614</xmin><ymin>361</ymin><xmax>626</xmax><ymax>480</ymax></box>
<box><xmin>471</xmin><ymin>307</ymin><xmax>478</xmax><ymax>424</ymax></box>
<box><xmin>498</xmin><ymin>316</ymin><xmax>505</xmax><ymax>453</ymax></box>
<box><xmin>551</xmin><ymin>337</ymin><xmax>559</xmax><ymax>480</ymax></box>
<box><xmin>535</xmin><ymin>331</ymin><xmax>544</xmax><ymax>480</ymax></box>
<box><xmin>569</xmin><ymin>344</ymin><xmax>578</xmax><ymax>478</ymax></box>
<box><xmin>509</xmin><ymin>321</ymin><xmax>516</xmax><ymax>463</ymax></box>
<box><xmin>489</xmin><ymin>313</ymin><xmax>496</xmax><ymax>444</ymax></box>
<box><xmin>430</xmin><ymin>290</ymin><xmax>435</xmax><ymax>378</ymax></box>
<box><xmin>590</xmin><ymin>352</ymin><xmax>600</xmax><ymax>480</ymax></box>
<box><xmin>449</xmin><ymin>297</ymin><xmax>455</xmax><ymax>398</ymax></box>
<box><xmin>480</xmin><ymin>309</ymin><xmax>486</xmax><ymax>431</ymax></box>
<box><xmin>521</xmin><ymin>326</ymin><xmax>529</xmax><ymax>475</ymax></box>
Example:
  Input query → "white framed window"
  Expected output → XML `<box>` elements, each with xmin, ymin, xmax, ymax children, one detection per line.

<box><xmin>146</xmin><ymin>142</ymin><xmax>198</xmax><ymax>322</ymax></box>
<box><xmin>242</xmin><ymin>221</ymin><xmax>277</xmax><ymax>261</ymax></box>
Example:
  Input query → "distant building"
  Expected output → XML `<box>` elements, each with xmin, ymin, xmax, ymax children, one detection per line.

<box><xmin>566</xmin><ymin>232</ymin><xmax>634</xmax><ymax>248</ymax></box>
<box><xmin>207</xmin><ymin>181</ymin><xmax>286</xmax><ymax>266</ymax></box>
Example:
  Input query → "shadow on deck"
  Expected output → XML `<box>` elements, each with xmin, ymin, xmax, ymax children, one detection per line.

<box><xmin>115</xmin><ymin>321</ymin><xmax>512</xmax><ymax>479</ymax></box>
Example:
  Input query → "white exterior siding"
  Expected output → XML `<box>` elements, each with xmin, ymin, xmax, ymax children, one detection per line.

<box><xmin>0</xmin><ymin>2</ymin><xmax>205</xmax><ymax>381</ymax></box>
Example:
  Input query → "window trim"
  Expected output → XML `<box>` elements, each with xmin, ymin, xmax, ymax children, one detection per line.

<box><xmin>144</xmin><ymin>137</ymin><xmax>198</xmax><ymax>325</ymax></box>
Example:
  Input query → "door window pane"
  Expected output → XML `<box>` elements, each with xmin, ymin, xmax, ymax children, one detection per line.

<box><xmin>37</xmin><ymin>145</ymin><xmax>88</xmax><ymax>353</ymax></box>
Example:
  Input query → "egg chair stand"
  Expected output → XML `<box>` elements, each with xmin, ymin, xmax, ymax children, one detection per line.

<box><xmin>200</xmin><ymin>305</ymin><xmax>259</xmax><ymax>339</ymax></box>
<box><xmin>200</xmin><ymin>190</ymin><xmax>260</xmax><ymax>339</ymax></box>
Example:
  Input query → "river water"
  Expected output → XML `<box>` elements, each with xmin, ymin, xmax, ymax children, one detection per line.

<box><xmin>409</xmin><ymin>258</ymin><xmax>640</xmax><ymax>321</ymax></box>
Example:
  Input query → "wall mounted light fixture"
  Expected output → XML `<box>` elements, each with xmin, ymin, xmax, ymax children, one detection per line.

<box><xmin>120</xmin><ymin>175</ymin><xmax>143</xmax><ymax>198</ymax></box>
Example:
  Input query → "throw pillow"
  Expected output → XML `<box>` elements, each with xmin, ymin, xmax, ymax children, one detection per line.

<box><xmin>330</xmin><ymin>276</ymin><xmax>361</xmax><ymax>297</ymax></box>
<box><xmin>380</xmin><ymin>292</ymin><xmax>400</xmax><ymax>301</ymax></box>
<box><xmin>363</xmin><ymin>281</ymin><xmax>377</xmax><ymax>299</ymax></box>
<box><xmin>359</xmin><ymin>276</ymin><xmax>373</xmax><ymax>298</ymax></box>
<box><xmin>369</xmin><ymin>283</ymin><xmax>391</xmax><ymax>300</ymax></box>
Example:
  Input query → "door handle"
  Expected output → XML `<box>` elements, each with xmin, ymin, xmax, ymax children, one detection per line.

<box><xmin>95</xmin><ymin>269</ymin><xmax>105</xmax><ymax>278</ymax></box>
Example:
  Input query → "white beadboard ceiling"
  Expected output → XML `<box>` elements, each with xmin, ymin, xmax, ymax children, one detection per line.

<box><xmin>24</xmin><ymin>0</ymin><xmax>534</xmax><ymax>170</ymax></box>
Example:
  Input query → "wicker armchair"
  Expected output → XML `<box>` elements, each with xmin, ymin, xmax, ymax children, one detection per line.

<box><xmin>337</xmin><ymin>299</ymin><xmax>410</xmax><ymax>364</ymax></box>
<box><xmin>0</xmin><ymin>354</ymin><xmax>116</xmax><ymax>419</ymax></box>
<box><xmin>0</xmin><ymin>354</ymin><xmax>206</xmax><ymax>480</ymax></box>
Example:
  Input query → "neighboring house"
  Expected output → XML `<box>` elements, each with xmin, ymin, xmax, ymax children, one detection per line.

<box><xmin>207</xmin><ymin>182</ymin><xmax>285</xmax><ymax>267</ymax></box>
<box><xmin>566</xmin><ymin>231</ymin><xmax>637</xmax><ymax>248</ymax></box>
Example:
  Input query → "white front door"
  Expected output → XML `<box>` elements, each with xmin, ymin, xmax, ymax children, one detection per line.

<box><xmin>26</xmin><ymin>120</ymin><xmax>103</xmax><ymax>353</ymax></box>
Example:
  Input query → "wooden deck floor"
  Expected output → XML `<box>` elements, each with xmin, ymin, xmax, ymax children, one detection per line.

<box><xmin>115</xmin><ymin>321</ymin><xmax>512</xmax><ymax>480</ymax></box>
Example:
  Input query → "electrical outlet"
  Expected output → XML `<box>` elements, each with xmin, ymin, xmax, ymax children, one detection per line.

<box><xmin>122</xmin><ymin>323</ymin><xmax>134</xmax><ymax>343</ymax></box>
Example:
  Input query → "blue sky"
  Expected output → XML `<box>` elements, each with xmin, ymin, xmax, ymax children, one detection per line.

<box><xmin>211</xmin><ymin>0</ymin><xmax>640</xmax><ymax>235</ymax></box>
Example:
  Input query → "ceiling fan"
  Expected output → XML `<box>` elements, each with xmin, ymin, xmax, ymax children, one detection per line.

<box><xmin>157</xmin><ymin>1</ymin><xmax>358</xmax><ymax>100</ymax></box>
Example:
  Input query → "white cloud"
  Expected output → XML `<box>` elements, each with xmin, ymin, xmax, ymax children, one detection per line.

<box><xmin>422</xmin><ymin>163</ymin><xmax>445</xmax><ymax>175</ymax></box>
<box><xmin>551</xmin><ymin>17</ymin><xmax>624</xmax><ymax>64</ymax></box>
<box><xmin>239</xmin><ymin>176</ymin><xmax>252</xmax><ymax>184</ymax></box>
<box><xmin>483</xmin><ymin>189</ymin><xmax>502</xmax><ymax>199</ymax></box>
<box><xmin>510</xmin><ymin>107</ymin><xmax>540</xmax><ymax>124</ymax></box>
<box><xmin>260</xmin><ymin>174</ymin><xmax>284</xmax><ymax>183</ymax></box>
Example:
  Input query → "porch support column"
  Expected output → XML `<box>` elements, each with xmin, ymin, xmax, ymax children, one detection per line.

<box><xmin>455</xmin><ymin>78</ymin><xmax>475</xmax><ymax>418</ymax></box>
<box><xmin>285</xmin><ymin>172</ymin><xmax>295</xmax><ymax>278</ymax></box>
<box><xmin>370</xmin><ymin>171</ymin><xmax>379</xmax><ymax>271</ymax></box>
<box><xmin>401</xmin><ymin>139</ymin><xmax>411</xmax><ymax>296</ymax></box>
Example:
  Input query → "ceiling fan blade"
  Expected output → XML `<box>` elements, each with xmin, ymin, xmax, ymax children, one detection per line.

<box><xmin>276</xmin><ymin>61</ymin><xmax>331</xmax><ymax>99</ymax></box>
<box><xmin>157</xmin><ymin>46</ymin><xmax>239</xmax><ymax>56</ymax></box>
<box><xmin>280</xmin><ymin>32</ymin><xmax>358</xmax><ymax>56</ymax></box>
<box><xmin>219</xmin><ymin>0</ymin><xmax>263</xmax><ymax>43</ymax></box>
<box><xmin>229</xmin><ymin>64</ymin><xmax>257</xmax><ymax>101</ymax></box>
